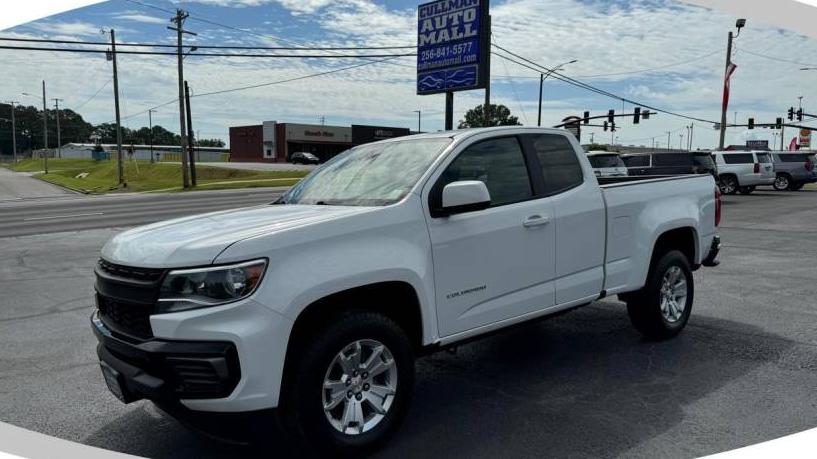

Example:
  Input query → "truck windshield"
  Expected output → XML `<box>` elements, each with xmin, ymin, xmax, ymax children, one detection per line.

<box><xmin>280</xmin><ymin>138</ymin><xmax>451</xmax><ymax>206</ymax></box>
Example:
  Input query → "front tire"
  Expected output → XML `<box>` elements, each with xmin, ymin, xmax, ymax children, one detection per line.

<box><xmin>626</xmin><ymin>250</ymin><xmax>694</xmax><ymax>340</ymax></box>
<box><xmin>279</xmin><ymin>311</ymin><xmax>415</xmax><ymax>457</ymax></box>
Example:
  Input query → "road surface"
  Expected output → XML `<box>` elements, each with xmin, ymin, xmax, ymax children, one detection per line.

<box><xmin>0</xmin><ymin>187</ymin><xmax>286</xmax><ymax>238</ymax></box>
<box><xmin>0</xmin><ymin>167</ymin><xmax>71</xmax><ymax>200</ymax></box>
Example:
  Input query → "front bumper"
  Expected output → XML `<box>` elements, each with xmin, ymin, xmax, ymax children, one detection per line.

<box><xmin>92</xmin><ymin>311</ymin><xmax>241</xmax><ymax>404</ymax></box>
<box><xmin>702</xmin><ymin>235</ymin><xmax>721</xmax><ymax>267</ymax></box>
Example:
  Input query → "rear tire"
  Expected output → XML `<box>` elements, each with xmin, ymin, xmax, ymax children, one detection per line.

<box><xmin>626</xmin><ymin>250</ymin><xmax>694</xmax><ymax>340</ymax></box>
<box><xmin>738</xmin><ymin>186</ymin><xmax>755</xmax><ymax>195</ymax></box>
<box><xmin>719</xmin><ymin>175</ymin><xmax>738</xmax><ymax>195</ymax></box>
<box><xmin>773</xmin><ymin>174</ymin><xmax>792</xmax><ymax>191</ymax></box>
<box><xmin>279</xmin><ymin>311</ymin><xmax>415</xmax><ymax>458</ymax></box>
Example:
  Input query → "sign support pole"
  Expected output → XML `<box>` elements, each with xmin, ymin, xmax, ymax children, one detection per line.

<box><xmin>445</xmin><ymin>92</ymin><xmax>454</xmax><ymax>130</ymax></box>
<box><xmin>483</xmin><ymin>14</ymin><xmax>491</xmax><ymax>127</ymax></box>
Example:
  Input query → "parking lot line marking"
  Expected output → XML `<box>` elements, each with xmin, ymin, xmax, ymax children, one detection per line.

<box><xmin>23</xmin><ymin>212</ymin><xmax>104</xmax><ymax>221</ymax></box>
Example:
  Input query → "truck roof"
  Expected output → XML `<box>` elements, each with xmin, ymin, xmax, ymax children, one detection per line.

<box><xmin>376</xmin><ymin>126</ymin><xmax>572</xmax><ymax>143</ymax></box>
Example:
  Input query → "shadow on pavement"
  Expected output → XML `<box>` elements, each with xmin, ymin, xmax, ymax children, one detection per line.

<box><xmin>83</xmin><ymin>303</ymin><xmax>793</xmax><ymax>459</ymax></box>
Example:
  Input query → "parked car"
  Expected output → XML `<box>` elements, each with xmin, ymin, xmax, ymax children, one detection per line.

<box><xmin>587</xmin><ymin>151</ymin><xmax>628</xmax><ymax>177</ymax></box>
<box><xmin>290</xmin><ymin>151</ymin><xmax>320</xmax><ymax>164</ymax></box>
<box><xmin>92</xmin><ymin>127</ymin><xmax>720</xmax><ymax>456</ymax></box>
<box><xmin>711</xmin><ymin>151</ymin><xmax>775</xmax><ymax>195</ymax></box>
<box><xmin>768</xmin><ymin>152</ymin><xmax>816</xmax><ymax>191</ymax></box>
<box><xmin>621</xmin><ymin>152</ymin><xmax>718</xmax><ymax>179</ymax></box>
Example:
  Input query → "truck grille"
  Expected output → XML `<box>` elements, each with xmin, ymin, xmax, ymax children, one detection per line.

<box><xmin>97</xmin><ymin>294</ymin><xmax>154</xmax><ymax>340</ymax></box>
<box><xmin>97</xmin><ymin>259</ymin><xmax>165</xmax><ymax>283</ymax></box>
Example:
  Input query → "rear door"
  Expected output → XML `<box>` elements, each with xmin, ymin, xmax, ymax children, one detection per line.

<box><xmin>426</xmin><ymin>135</ymin><xmax>556</xmax><ymax>337</ymax></box>
<box><xmin>754</xmin><ymin>152</ymin><xmax>774</xmax><ymax>180</ymax></box>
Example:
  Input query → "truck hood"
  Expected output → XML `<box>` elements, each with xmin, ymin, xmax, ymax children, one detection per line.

<box><xmin>101</xmin><ymin>204</ymin><xmax>372</xmax><ymax>268</ymax></box>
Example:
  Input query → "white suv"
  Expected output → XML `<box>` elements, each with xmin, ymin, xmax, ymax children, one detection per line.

<box><xmin>712</xmin><ymin>151</ymin><xmax>775</xmax><ymax>194</ymax></box>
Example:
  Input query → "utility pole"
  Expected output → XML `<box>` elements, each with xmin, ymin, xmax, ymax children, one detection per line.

<box><xmin>109</xmin><ymin>29</ymin><xmax>124</xmax><ymax>185</ymax></box>
<box><xmin>689</xmin><ymin>124</ymin><xmax>694</xmax><ymax>150</ymax></box>
<box><xmin>148</xmin><ymin>109</ymin><xmax>156</xmax><ymax>163</ymax></box>
<box><xmin>52</xmin><ymin>98</ymin><xmax>64</xmax><ymax>158</ymax></box>
<box><xmin>667</xmin><ymin>131</ymin><xmax>671</xmax><ymax>151</ymax></box>
<box><xmin>590</xmin><ymin>132</ymin><xmax>595</xmax><ymax>144</ymax></box>
<box><xmin>718</xmin><ymin>19</ymin><xmax>746</xmax><ymax>150</ymax></box>
<box><xmin>169</xmin><ymin>9</ymin><xmax>195</xmax><ymax>189</ymax></box>
<box><xmin>184</xmin><ymin>80</ymin><xmax>197</xmax><ymax>187</ymax></box>
<box><xmin>5</xmin><ymin>101</ymin><xmax>18</xmax><ymax>162</ymax></box>
<box><xmin>413</xmin><ymin>110</ymin><xmax>421</xmax><ymax>133</ymax></box>
<box><xmin>537</xmin><ymin>73</ymin><xmax>543</xmax><ymax>127</ymax></box>
<box><xmin>41</xmin><ymin>80</ymin><xmax>48</xmax><ymax>174</ymax></box>
<box><xmin>483</xmin><ymin>14</ymin><xmax>491</xmax><ymax>127</ymax></box>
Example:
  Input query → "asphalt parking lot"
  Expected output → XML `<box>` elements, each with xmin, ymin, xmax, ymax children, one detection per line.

<box><xmin>1</xmin><ymin>188</ymin><xmax>816</xmax><ymax>459</ymax></box>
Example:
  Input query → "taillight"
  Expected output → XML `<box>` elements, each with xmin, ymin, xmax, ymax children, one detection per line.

<box><xmin>714</xmin><ymin>186</ymin><xmax>721</xmax><ymax>227</ymax></box>
<box><xmin>753</xmin><ymin>163</ymin><xmax>760</xmax><ymax>173</ymax></box>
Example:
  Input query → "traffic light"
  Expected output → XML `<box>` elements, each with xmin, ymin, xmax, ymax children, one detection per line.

<box><xmin>583</xmin><ymin>111</ymin><xmax>590</xmax><ymax>125</ymax></box>
<box><xmin>642</xmin><ymin>110</ymin><xmax>650</xmax><ymax>120</ymax></box>
<box><xmin>603</xmin><ymin>121</ymin><xmax>609</xmax><ymax>132</ymax></box>
<box><xmin>608</xmin><ymin>109</ymin><xmax>615</xmax><ymax>124</ymax></box>
<box><xmin>610</xmin><ymin>122</ymin><xmax>616</xmax><ymax>132</ymax></box>
<box><xmin>748</xmin><ymin>118</ymin><xmax>754</xmax><ymax>129</ymax></box>
<box><xmin>633</xmin><ymin>107</ymin><xmax>641</xmax><ymax>124</ymax></box>
<box><xmin>776</xmin><ymin>117</ymin><xmax>783</xmax><ymax>129</ymax></box>
<box><xmin>788</xmin><ymin>107</ymin><xmax>795</xmax><ymax>121</ymax></box>
<box><xmin>797</xmin><ymin>108</ymin><xmax>804</xmax><ymax>121</ymax></box>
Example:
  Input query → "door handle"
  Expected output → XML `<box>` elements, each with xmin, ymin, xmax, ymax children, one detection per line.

<box><xmin>522</xmin><ymin>214</ymin><xmax>550</xmax><ymax>228</ymax></box>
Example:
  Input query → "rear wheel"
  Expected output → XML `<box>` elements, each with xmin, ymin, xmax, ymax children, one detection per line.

<box><xmin>719</xmin><ymin>175</ymin><xmax>738</xmax><ymax>195</ymax></box>
<box><xmin>738</xmin><ymin>185</ymin><xmax>755</xmax><ymax>195</ymax></box>
<box><xmin>279</xmin><ymin>311</ymin><xmax>414</xmax><ymax>457</ymax></box>
<box><xmin>773</xmin><ymin>174</ymin><xmax>792</xmax><ymax>191</ymax></box>
<box><xmin>626</xmin><ymin>250</ymin><xmax>694</xmax><ymax>340</ymax></box>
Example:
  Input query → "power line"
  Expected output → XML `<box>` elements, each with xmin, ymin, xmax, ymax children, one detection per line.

<box><xmin>122</xmin><ymin>0</ymin><xmax>415</xmax><ymax>68</ymax></box>
<box><xmin>0</xmin><ymin>44</ymin><xmax>415</xmax><ymax>58</ymax></box>
<box><xmin>738</xmin><ymin>48</ymin><xmax>817</xmax><ymax>68</ymax></box>
<box><xmin>74</xmin><ymin>79</ymin><xmax>112</xmax><ymax>111</ymax></box>
<box><xmin>490</xmin><ymin>43</ymin><xmax>718</xmax><ymax>125</ymax></box>
<box><xmin>0</xmin><ymin>36</ymin><xmax>415</xmax><ymax>50</ymax></box>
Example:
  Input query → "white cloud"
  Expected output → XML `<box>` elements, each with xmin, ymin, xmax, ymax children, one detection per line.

<box><xmin>114</xmin><ymin>13</ymin><xmax>167</xmax><ymax>25</ymax></box>
<box><xmin>27</xmin><ymin>20</ymin><xmax>102</xmax><ymax>37</ymax></box>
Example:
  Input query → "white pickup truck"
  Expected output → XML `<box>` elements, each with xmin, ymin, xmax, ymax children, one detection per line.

<box><xmin>92</xmin><ymin>127</ymin><xmax>721</xmax><ymax>455</ymax></box>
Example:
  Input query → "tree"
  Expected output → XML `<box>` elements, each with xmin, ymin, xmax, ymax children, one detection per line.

<box><xmin>196</xmin><ymin>138</ymin><xmax>225</xmax><ymax>147</ymax></box>
<box><xmin>458</xmin><ymin>103</ymin><xmax>522</xmax><ymax>129</ymax></box>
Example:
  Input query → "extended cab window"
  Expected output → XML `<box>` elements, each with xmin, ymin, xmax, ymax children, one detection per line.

<box><xmin>439</xmin><ymin>137</ymin><xmax>532</xmax><ymax>206</ymax></box>
<box><xmin>529</xmin><ymin>134</ymin><xmax>583</xmax><ymax>194</ymax></box>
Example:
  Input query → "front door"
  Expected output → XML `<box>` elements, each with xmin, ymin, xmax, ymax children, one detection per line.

<box><xmin>426</xmin><ymin>136</ymin><xmax>556</xmax><ymax>337</ymax></box>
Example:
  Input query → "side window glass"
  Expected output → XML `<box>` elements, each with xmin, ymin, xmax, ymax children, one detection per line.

<box><xmin>529</xmin><ymin>134</ymin><xmax>583</xmax><ymax>194</ymax></box>
<box><xmin>441</xmin><ymin>137</ymin><xmax>532</xmax><ymax>206</ymax></box>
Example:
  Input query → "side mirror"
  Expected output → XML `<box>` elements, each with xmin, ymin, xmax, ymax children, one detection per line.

<box><xmin>440</xmin><ymin>180</ymin><xmax>491</xmax><ymax>216</ymax></box>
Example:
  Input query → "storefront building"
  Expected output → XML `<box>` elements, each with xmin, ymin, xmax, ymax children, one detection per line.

<box><xmin>229</xmin><ymin>121</ymin><xmax>410</xmax><ymax>163</ymax></box>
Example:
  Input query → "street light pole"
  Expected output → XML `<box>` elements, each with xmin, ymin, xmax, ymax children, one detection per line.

<box><xmin>5</xmin><ymin>101</ymin><xmax>18</xmax><ymax>162</ymax></box>
<box><xmin>41</xmin><ymin>81</ymin><xmax>48</xmax><ymax>173</ymax></box>
<box><xmin>537</xmin><ymin>59</ymin><xmax>577</xmax><ymax>127</ymax></box>
<box><xmin>52</xmin><ymin>98</ymin><xmax>64</xmax><ymax>158</ymax></box>
<box><xmin>148</xmin><ymin>109</ymin><xmax>156</xmax><ymax>163</ymax></box>
<box><xmin>718</xmin><ymin>19</ymin><xmax>746</xmax><ymax>150</ymax></box>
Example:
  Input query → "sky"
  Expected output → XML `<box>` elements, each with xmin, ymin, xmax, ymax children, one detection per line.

<box><xmin>2</xmin><ymin>0</ymin><xmax>817</xmax><ymax>149</ymax></box>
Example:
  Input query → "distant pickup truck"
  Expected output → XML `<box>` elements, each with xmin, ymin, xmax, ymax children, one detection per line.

<box><xmin>91</xmin><ymin>127</ymin><xmax>721</xmax><ymax>456</ymax></box>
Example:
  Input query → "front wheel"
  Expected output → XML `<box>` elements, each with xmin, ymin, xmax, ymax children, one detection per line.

<box><xmin>279</xmin><ymin>311</ymin><xmax>415</xmax><ymax>457</ymax></box>
<box><xmin>773</xmin><ymin>174</ymin><xmax>791</xmax><ymax>191</ymax></box>
<box><xmin>626</xmin><ymin>250</ymin><xmax>694</xmax><ymax>340</ymax></box>
<box><xmin>737</xmin><ymin>185</ymin><xmax>755</xmax><ymax>195</ymax></box>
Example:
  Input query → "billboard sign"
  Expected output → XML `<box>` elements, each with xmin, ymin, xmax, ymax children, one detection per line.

<box><xmin>745</xmin><ymin>140</ymin><xmax>769</xmax><ymax>150</ymax></box>
<box><xmin>416</xmin><ymin>0</ymin><xmax>489</xmax><ymax>95</ymax></box>
<box><xmin>799</xmin><ymin>128</ymin><xmax>811</xmax><ymax>149</ymax></box>
<box><xmin>351</xmin><ymin>125</ymin><xmax>411</xmax><ymax>144</ymax></box>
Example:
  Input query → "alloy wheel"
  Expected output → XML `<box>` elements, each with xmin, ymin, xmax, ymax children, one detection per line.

<box><xmin>659</xmin><ymin>266</ymin><xmax>688</xmax><ymax>323</ymax></box>
<box><xmin>322</xmin><ymin>339</ymin><xmax>398</xmax><ymax>435</ymax></box>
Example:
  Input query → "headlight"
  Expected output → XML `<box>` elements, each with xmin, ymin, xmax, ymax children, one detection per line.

<box><xmin>157</xmin><ymin>259</ymin><xmax>267</xmax><ymax>313</ymax></box>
